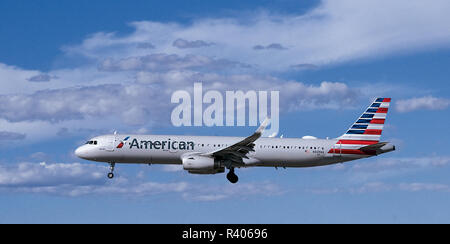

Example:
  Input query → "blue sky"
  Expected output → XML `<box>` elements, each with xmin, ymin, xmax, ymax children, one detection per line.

<box><xmin>1</xmin><ymin>0</ymin><xmax>450</xmax><ymax>223</ymax></box>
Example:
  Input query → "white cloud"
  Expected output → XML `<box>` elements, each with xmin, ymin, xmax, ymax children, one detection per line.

<box><xmin>328</xmin><ymin>156</ymin><xmax>450</xmax><ymax>184</ymax></box>
<box><xmin>0</xmin><ymin>83</ymin><xmax>173</xmax><ymax>125</ymax></box>
<box><xmin>396</xmin><ymin>96</ymin><xmax>450</xmax><ymax>112</ymax></box>
<box><xmin>172</xmin><ymin>38</ymin><xmax>215</xmax><ymax>49</ymax></box>
<box><xmin>63</xmin><ymin>0</ymin><xmax>450</xmax><ymax>71</ymax></box>
<box><xmin>334</xmin><ymin>156</ymin><xmax>450</xmax><ymax>173</ymax></box>
<box><xmin>161</xmin><ymin>165</ymin><xmax>183</xmax><ymax>172</ymax></box>
<box><xmin>303</xmin><ymin>156</ymin><xmax>450</xmax><ymax>196</ymax></box>
<box><xmin>98</xmin><ymin>53</ymin><xmax>249</xmax><ymax>72</ymax></box>
<box><xmin>0</xmin><ymin>70</ymin><xmax>359</xmax><ymax>125</ymax></box>
<box><xmin>0</xmin><ymin>162</ymin><xmax>105</xmax><ymax>187</ymax></box>
<box><xmin>29</xmin><ymin>152</ymin><xmax>48</xmax><ymax>160</ymax></box>
<box><xmin>253</xmin><ymin>43</ymin><xmax>288</xmax><ymax>51</ymax></box>
<box><xmin>0</xmin><ymin>63</ymin><xmax>134</xmax><ymax>95</ymax></box>
<box><xmin>27</xmin><ymin>74</ymin><xmax>57</xmax><ymax>82</ymax></box>
<box><xmin>181</xmin><ymin>181</ymin><xmax>283</xmax><ymax>202</ymax></box>
<box><xmin>398</xmin><ymin>183</ymin><xmax>450</xmax><ymax>192</ymax></box>
<box><xmin>309</xmin><ymin>182</ymin><xmax>450</xmax><ymax>195</ymax></box>
<box><xmin>0</xmin><ymin>162</ymin><xmax>282</xmax><ymax>200</ymax></box>
<box><xmin>3</xmin><ymin>0</ymin><xmax>448</xmax><ymax>142</ymax></box>
<box><xmin>0</xmin><ymin>63</ymin><xmax>46</xmax><ymax>94</ymax></box>
<box><xmin>0</xmin><ymin>131</ymin><xmax>26</xmax><ymax>140</ymax></box>
<box><xmin>290</xmin><ymin>63</ymin><xmax>318</xmax><ymax>70</ymax></box>
<box><xmin>136</xmin><ymin>42</ymin><xmax>155</xmax><ymax>49</ymax></box>
<box><xmin>0</xmin><ymin>62</ymin><xmax>362</xmax><ymax>144</ymax></box>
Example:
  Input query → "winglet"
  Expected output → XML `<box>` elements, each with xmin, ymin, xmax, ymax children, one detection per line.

<box><xmin>256</xmin><ymin>117</ymin><xmax>270</xmax><ymax>135</ymax></box>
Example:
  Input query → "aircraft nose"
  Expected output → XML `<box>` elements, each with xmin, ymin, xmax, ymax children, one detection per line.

<box><xmin>75</xmin><ymin>145</ymin><xmax>89</xmax><ymax>159</ymax></box>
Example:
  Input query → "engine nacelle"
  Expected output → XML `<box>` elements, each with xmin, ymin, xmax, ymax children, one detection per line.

<box><xmin>182</xmin><ymin>155</ymin><xmax>224</xmax><ymax>174</ymax></box>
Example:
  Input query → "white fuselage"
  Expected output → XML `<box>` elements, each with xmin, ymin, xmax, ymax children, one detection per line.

<box><xmin>75</xmin><ymin>134</ymin><xmax>370</xmax><ymax>168</ymax></box>
<box><xmin>74</xmin><ymin>97</ymin><xmax>395</xmax><ymax>182</ymax></box>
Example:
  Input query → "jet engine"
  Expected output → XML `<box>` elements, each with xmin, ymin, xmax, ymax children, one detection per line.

<box><xmin>182</xmin><ymin>155</ymin><xmax>225</xmax><ymax>174</ymax></box>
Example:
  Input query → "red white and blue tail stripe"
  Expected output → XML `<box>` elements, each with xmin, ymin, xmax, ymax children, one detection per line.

<box><xmin>330</xmin><ymin>98</ymin><xmax>391</xmax><ymax>155</ymax></box>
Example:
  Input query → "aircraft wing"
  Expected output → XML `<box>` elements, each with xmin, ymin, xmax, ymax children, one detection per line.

<box><xmin>201</xmin><ymin>118</ymin><xmax>270</xmax><ymax>166</ymax></box>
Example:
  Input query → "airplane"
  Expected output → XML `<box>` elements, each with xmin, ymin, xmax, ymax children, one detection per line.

<box><xmin>75</xmin><ymin>98</ymin><xmax>395</xmax><ymax>183</ymax></box>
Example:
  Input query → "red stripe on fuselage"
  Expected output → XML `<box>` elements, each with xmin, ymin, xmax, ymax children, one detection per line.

<box><xmin>328</xmin><ymin>149</ymin><xmax>373</xmax><ymax>155</ymax></box>
<box><xmin>337</xmin><ymin>140</ymin><xmax>379</xmax><ymax>145</ymax></box>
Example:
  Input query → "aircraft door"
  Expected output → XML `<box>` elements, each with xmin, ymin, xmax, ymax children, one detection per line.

<box><xmin>106</xmin><ymin>135</ymin><xmax>116</xmax><ymax>152</ymax></box>
<box><xmin>332</xmin><ymin>142</ymin><xmax>342</xmax><ymax>157</ymax></box>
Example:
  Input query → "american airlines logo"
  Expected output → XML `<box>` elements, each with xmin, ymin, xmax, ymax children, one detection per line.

<box><xmin>116</xmin><ymin>136</ymin><xmax>130</xmax><ymax>148</ymax></box>
<box><xmin>128</xmin><ymin>138</ymin><xmax>195</xmax><ymax>150</ymax></box>
<box><xmin>170</xmin><ymin>82</ymin><xmax>279</xmax><ymax>137</ymax></box>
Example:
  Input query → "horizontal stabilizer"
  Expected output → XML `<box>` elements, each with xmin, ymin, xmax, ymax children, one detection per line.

<box><xmin>360</xmin><ymin>142</ymin><xmax>395</xmax><ymax>155</ymax></box>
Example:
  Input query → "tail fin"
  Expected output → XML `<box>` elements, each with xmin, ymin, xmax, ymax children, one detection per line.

<box><xmin>338</xmin><ymin>98</ymin><xmax>391</xmax><ymax>144</ymax></box>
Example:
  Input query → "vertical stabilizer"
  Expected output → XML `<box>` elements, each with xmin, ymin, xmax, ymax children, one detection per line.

<box><xmin>331</xmin><ymin>98</ymin><xmax>391</xmax><ymax>155</ymax></box>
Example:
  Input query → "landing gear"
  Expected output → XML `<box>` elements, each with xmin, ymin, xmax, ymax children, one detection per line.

<box><xmin>107</xmin><ymin>162</ymin><xmax>115</xmax><ymax>179</ymax></box>
<box><xmin>226</xmin><ymin>167</ymin><xmax>239</xmax><ymax>184</ymax></box>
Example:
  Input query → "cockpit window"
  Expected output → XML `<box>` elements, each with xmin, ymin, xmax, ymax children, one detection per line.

<box><xmin>86</xmin><ymin>140</ymin><xmax>98</xmax><ymax>145</ymax></box>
